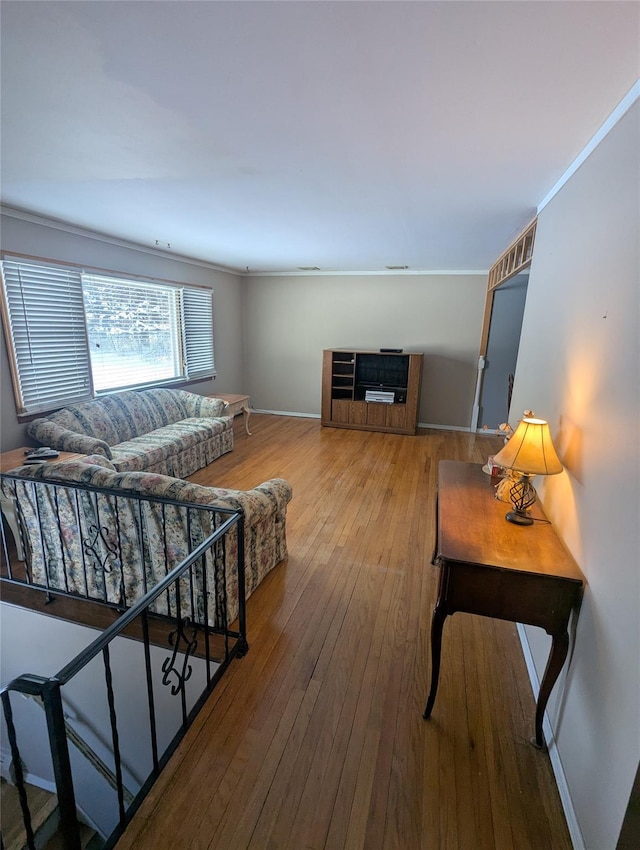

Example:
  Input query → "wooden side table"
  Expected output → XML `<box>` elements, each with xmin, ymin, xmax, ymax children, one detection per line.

<box><xmin>0</xmin><ymin>448</ymin><xmax>84</xmax><ymax>560</ymax></box>
<box><xmin>423</xmin><ymin>460</ymin><xmax>584</xmax><ymax>749</ymax></box>
<box><xmin>211</xmin><ymin>393</ymin><xmax>252</xmax><ymax>435</ymax></box>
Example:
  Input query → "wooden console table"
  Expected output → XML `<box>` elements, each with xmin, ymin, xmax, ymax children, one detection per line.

<box><xmin>212</xmin><ymin>393</ymin><xmax>252</xmax><ymax>435</ymax></box>
<box><xmin>423</xmin><ymin>460</ymin><xmax>584</xmax><ymax>749</ymax></box>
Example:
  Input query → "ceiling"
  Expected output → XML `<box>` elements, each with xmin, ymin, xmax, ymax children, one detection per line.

<box><xmin>1</xmin><ymin>1</ymin><xmax>638</xmax><ymax>274</ymax></box>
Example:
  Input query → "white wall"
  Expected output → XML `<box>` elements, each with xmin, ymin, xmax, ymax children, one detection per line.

<box><xmin>509</xmin><ymin>101</ymin><xmax>639</xmax><ymax>850</ymax></box>
<box><xmin>242</xmin><ymin>273</ymin><xmax>487</xmax><ymax>428</ymax></box>
<box><xmin>0</xmin><ymin>213</ymin><xmax>245</xmax><ymax>451</ymax></box>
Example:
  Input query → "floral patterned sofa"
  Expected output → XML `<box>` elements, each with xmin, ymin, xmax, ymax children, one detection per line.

<box><xmin>26</xmin><ymin>388</ymin><xmax>233</xmax><ymax>478</ymax></box>
<box><xmin>4</xmin><ymin>455</ymin><xmax>292</xmax><ymax>627</ymax></box>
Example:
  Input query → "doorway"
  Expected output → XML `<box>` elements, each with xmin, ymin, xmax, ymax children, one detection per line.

<box><xmin>477</xmin><ymin>272</ymin><xmax>528</xmax><ymax>429</ymax></box>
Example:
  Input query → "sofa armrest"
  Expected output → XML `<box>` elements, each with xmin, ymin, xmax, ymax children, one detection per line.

<box><xmin>26</xmin><ymin>419</ymin><xmax>113</xmax><ymax>459</ymax></box>
<box><xmin>206</xmin><ymin>479</ymin><xmax>293</xmax><ymax>527</ymax></box>
<box><xmin>181</xmin><ymin>393</ymin><xmax>226</xmax><ymax>418</ymax></box>
<box><xmin>252</xmin><ymin>479</ymin><xmax>294</xmax><ymax>518</ymax></box>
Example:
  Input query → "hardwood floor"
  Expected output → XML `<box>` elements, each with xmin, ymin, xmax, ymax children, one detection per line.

<box><xmin>38</xmin><ymin>415</ymin><xmax>575</xmax><ymax>850</ymax></box>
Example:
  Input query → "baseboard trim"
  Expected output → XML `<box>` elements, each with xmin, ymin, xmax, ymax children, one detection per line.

<box><xmin>0</xmin><ymin>753</ymin><xmax>56</xmax><ymax>793</ymax></box>
<box><xmin>251</xmin><ymin>409</ymin><xmax>321</xmax><ymax>419</ymax></box>
<box><xmin>252</xmin><ymin>410</ymin><xmax>480</xmax><ymax>433</ymax></box>
<box><xmin>418</xmin><ymin>422</ymin><xmax>470</xmax><ymax>432</ymax></box>
<box><xmin>516</xmin><ymin>623</ymin><xmax>585</xmax><ymax>850</ymax></box>
<box><xmin>25</xmin><ymin>772</ymin><xmax>104</xmax><ymax>839</ymax></box>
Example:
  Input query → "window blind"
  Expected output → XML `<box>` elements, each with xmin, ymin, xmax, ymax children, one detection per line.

<box><xmin>181</xmin><ymin>287</ymin><xmax>215</xmax><ymax>378</ymax></box>
<box><xmin>0</xmin><ymin>257</ymin><xmax>92</xmax><ymax>414</ymax></box>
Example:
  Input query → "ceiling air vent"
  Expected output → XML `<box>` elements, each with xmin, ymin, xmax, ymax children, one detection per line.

<box><xmin>298</xmin><ymin>266</ymin><xmax>320</xmax><ymax>271</ymax></box>
<box><xmin>385</xmin><ymin>265</ymin><xmax>409</xmax><ymax>270</ymax></box>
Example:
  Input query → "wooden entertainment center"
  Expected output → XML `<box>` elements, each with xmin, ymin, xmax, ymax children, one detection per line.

<box><xmin>321</xmin><ymin>349</ymin><xmax>423</xmax><ymax>435</ymax></box>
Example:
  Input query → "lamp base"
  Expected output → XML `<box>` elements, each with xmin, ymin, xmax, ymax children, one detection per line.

<box><xmin>505</xmin><ymin>510</ymin><xmax>534</xmax><ymax>526</ymax></box>
<box><xmin>504</xmin><ymin>473</ymin><xmax>537</xmax><ymax>526</ymax></box>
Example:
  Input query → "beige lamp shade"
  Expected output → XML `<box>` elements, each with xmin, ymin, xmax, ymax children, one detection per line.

<box><xmin>492</xmin><ymin>417</ymin><xmax>563</xmax><ymax>476</ymax></box>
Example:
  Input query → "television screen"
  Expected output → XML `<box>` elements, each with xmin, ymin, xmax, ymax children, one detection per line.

<box><xmin>355</xmin><ymin>354</ymin><xmax>409</xmax><ymax>389</ymax></box>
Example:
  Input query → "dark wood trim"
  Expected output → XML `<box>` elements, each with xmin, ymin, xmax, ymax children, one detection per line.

<box><xmin>617</xmin><ymin>761</ymin><xmax>640</xmax><ymax>849</ymax></box>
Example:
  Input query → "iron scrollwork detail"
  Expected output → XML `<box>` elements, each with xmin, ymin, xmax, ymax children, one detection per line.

<box><xmin>162</xmin><ymin>617</ymin><xmax>198</xmax><ymax>696</ymax></box>
<box><xmin>84</xmin><ymin>523</ymin><xmax>119</xmax><ymax>574</ymax></box>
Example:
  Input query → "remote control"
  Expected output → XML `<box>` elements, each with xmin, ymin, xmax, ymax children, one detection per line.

<box><xmin>25</xmin><ymin>447</ymin><xmax>59</xmax><ymax>459</ymax></box>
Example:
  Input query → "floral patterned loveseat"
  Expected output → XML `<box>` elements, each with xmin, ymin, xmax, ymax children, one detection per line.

<box><xmin>26</xmin><ymin>388</ymin><xmax>233</xmax><ymax>478</ymax></box>
<box><xmin>4</xmin><ymin>455</ymin><xmax>292</xmax><ymax>627</ymax></box>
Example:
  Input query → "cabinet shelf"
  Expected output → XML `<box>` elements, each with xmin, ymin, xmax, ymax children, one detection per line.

<box><xmin>321</xmin><ymin>349</ymin><xmax>423</xmax><ymax>435</ymax></box>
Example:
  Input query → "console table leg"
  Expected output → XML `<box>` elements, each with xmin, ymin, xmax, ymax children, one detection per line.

<box><xmin>242</xmin><ymin>404</ymin><xmax>252</xmax><ymax>436</ymax></box>
<box><xmin>423</xmin><ymin>604</ymin><xmax>447</xmax><ymax>719</ymax></box>
<box><xmin>532</xmin><ymin>631</ymin><xmax>570</xmax><ymax>749</ymax></box>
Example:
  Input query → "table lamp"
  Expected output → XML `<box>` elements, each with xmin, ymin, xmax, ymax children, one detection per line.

<box><xmin>491</xmin><ymin>416</ymin><xmax>563</xmax><ymax>525</ymax></box>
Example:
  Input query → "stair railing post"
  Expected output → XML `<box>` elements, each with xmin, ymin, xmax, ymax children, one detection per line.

<box><xmin>236</xmin><ymin>512</ymin><xmax>249</xmax><ymax>656</ymax></box>
<box><xmin>41</xmin><ymin>678</ymin><xmax>82</xmax><ymax>850</ymax></box>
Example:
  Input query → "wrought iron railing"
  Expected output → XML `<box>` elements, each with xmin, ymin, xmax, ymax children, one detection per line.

<box><xmin>0</xmin><ymin>472</ymin><xmax>247</xmax><ymax>850</ymax></box>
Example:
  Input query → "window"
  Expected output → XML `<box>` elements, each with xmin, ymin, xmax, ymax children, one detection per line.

<box><xmin>82</xmin><ymin>275</ymin><xmax>183</xmax><ymax>392</ymax></box>
<box><xmin>0</xmin><ymin>255</ymin><xmax>215</xmax><ymax>415</ymax></box>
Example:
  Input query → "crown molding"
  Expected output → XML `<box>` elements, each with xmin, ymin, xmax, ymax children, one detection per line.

<box><xmin>244</xmin><ymin>269</ymin><xmax>489</xmax><ymax>277</ymax></box>
<box><xmin>0</xmin><ymin>206</ymin><xmax>242</xmax><ymax>276</ymax></box>
<box><xmin>537</xmin><ymin>79</ymin><xmax>640</xmax><ymax>214</ymax></box>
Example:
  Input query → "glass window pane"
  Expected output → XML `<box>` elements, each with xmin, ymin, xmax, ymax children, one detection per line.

<box><xmin>82</xmin><ymin>275</ymin><xmax>183</xmax><ymax>392</ymax></box>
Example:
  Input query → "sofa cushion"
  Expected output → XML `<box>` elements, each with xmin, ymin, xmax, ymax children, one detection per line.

<box><xmin>32</xmin><ymin>398</ymin><xmax>122</xmax><ymax>445</ymax></box>
<box><xmin>109</xmin><ymin>417</ymin><xmax>232</xmax><ymax>472</ymax></box>
<box><xmin>95</xmin><ymin>392</ymin><xmax>161</xmax><ymax>441</ymax></box>
<box><xmin>50</xmin><ymin>390</ymin><xmax>181</xmax><ymax>444</ymax></box>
